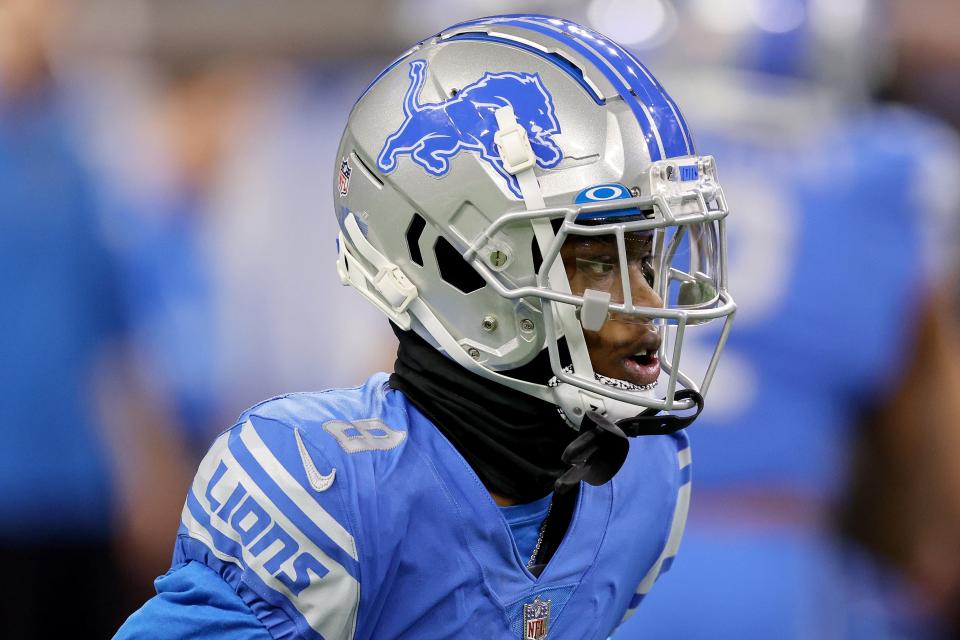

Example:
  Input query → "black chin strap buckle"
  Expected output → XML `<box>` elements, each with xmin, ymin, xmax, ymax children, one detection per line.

<box><xmin>554</xmin><ymin>412</ymin><xmax>628</xmax><ymax>494</ymax></box>
<box><xmin>554</xmin><ymin>389</ymin><xmax>705</xmax><ymax>494</ymax></box>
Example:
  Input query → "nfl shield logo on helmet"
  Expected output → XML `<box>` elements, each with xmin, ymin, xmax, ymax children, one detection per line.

<box><xmin>522</xmin><ymin>596</ymin><xmax>551</xmax><ymax>639</ymax></box>
<box><xmin>338</xmin><ymin>157</ymin><xmax>352</xmax><ymax>197</ymax></box>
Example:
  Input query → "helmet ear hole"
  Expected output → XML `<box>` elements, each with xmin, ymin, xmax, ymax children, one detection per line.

<box><xmin>434</xmin><ymin>236</ymin><xmax>486</xmax><ymax>294</ymax></box>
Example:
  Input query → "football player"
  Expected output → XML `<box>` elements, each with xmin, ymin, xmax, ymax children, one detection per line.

<box><xmin>115</xmin><ymin>14</ymin><xmax>735</xmax><ymax>639</ymax></box>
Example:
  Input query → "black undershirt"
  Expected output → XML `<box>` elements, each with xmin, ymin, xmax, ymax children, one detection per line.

<box><xmin>388</xmin><ymin>323</ymin><xmax>578</xmax><ymax>504</ymax></box>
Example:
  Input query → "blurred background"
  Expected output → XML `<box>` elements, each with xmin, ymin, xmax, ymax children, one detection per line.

<box><xmin>1</xmin><ymin>0</ymin><xmax>958</xmax><ymax>637</ymax></box>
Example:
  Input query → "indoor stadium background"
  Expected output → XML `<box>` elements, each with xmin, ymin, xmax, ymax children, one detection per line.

<box><xmin>2</xmin><ymin>0</ymin><xmax>959</xmax><ymax>637</ymax></box>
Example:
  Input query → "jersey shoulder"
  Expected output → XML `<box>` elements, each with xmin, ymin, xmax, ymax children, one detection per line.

<box><xmin>614</xmin><ymin>432</ymin><xmax>692</xmax><ymax>624</ymax></box>
<box><xmin>615</xmin><ymin>430</ymin><xmax>691</xmax><ymax>575</ymax></box>
<box><xmin>618</xmin><ymin>431</ymin><xmax>691</xmax><ymax>569</ymax></box>
<box><xmin>175</xmin><ymin>373</ymin><xmax>409</xmax><ymax>640</ymax></box>
<box><xmin>235</xmin><ymin>372</ymin><xmax>417</xmax><ymax>506</ymax></box>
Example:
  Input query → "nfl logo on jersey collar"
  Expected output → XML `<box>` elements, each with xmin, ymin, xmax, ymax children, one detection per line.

<box><xmin>523</xmin><ymin>596</ymin><xmax>551</xmax><ymax>639</ymax></box>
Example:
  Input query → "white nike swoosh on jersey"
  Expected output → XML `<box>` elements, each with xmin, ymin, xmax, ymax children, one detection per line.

<box><xmin>295</xmin><ymin>427</ymin><xmax>336</xmax><ymax>492</ymax></box>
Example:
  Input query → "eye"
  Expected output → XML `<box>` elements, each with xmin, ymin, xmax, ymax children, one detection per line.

<box><xmin>575</xmin><ymin>257</ymin><xmax>615</xmax><ymax>278</ymax></box>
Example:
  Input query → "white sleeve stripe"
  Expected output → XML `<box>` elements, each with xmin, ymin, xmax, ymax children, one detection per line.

<box><xmin>658</xmin><ymin>481</ymin><xmax>690</xmax><ymax>561</ymax></box>
<box><xmin>678</xmin><ymin>447</ymin><xmax>692</xmax><ymax>469</ymax></box>
<box><xmin>186</xmin><ymin>432</ymin><xmax>360</xmax><ymax>640</ymax></box>
<box><xmin>182</xmin><ymin>497</ymin><xmax>356</xmax><ymax>640</ymax></box>
<box><xmin>239</xmin><ymin>420</ymin><xmax>358</xmax><ymax>561</ymax></box>
<box><xmin>180</xmin><ymin>501</ymin><xmax>244</xmax><ymax>569</ymax></box>
<box><xmin>633</xmin><ymin>481</ymin><xmax>691</xmax><ymax>597</ymax></box>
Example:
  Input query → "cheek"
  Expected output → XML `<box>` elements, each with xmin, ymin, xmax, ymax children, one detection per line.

<box><xmin>603</xmin><ymin>321</ymin><xmax>638</xmax><ymax>347</ymax></box>
<box><xmin>583</xmin><ymin>322</ymin><xmax>634</xmax><ymax>363</ymax></box>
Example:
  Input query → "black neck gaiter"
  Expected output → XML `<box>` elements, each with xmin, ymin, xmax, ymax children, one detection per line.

<box><xmin>388</xmin><ymin>324</ymin><xmax>578</xmax><ymax>503</ymax></box>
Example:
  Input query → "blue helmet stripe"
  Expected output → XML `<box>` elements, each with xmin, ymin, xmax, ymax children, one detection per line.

<box><xmin>451</xmin><ymin>15</ymin><xmax>693</xmax><ymax>160</ymax></box>
<box><xmin>509</xmin><ymin>14</ymin><xmax>693</xmax><ymax>158</ymax></box>
<box><xmin>450</xmin><ymin>30</ymin><xmax>693</xmax><ymax>154</ymax></box>
<box><xmin>444</xmin><ymin>33</ymin><xmax>605</xmax><ymax>105</ymax></box>
<box><xmin>615</xmin><ymin>45</ymin><xmax>695</xmax><ymax>154</ymax></box>
<box><xmin>523</xmin><ymin>14</ymin><xmax>694</xmax><ymax>157</ymax></box>
<box><xmin>661</xmin><ymin>90</ymin><xmax>695</xmax><ymax>154</ymax></box>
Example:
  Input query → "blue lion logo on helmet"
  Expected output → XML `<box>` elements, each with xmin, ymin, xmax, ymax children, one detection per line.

<box><xmin>377</xmin><ymin>59</ymin><xmax>563</xmax><ymax>198</ymax></box>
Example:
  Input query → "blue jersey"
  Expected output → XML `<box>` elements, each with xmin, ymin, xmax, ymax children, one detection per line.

<box><xmin>117</xmin><ymin>373</ymin><xmax>690</xmax><ymax>639</ymax></box>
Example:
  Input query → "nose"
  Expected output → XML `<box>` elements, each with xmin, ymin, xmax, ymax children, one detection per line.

<box><xmin>601</xmin><ymin>265</ymin><xmax>663</xmax><ymax>328</ymax></box>
<box><xmin>632</xmin><ymin>277</ymin><xmax>663</xmax><ymax>309</ymax></box>
<box><xmin>620</xmin><ymin>263</ymin><xmax>663</xmax><ymax>309</ymax></box>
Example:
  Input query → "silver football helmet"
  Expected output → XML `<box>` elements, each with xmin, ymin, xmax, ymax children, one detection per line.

<box><xmin>334</xmin><ymin>14</ymin><xmax>735</xmax><ymax>427</ymax></box>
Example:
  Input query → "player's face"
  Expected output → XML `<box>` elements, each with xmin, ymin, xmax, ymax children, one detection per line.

<box><xmin>561</xmin><ymin>230</ymin><xmax>663</xmax><ymax>387</ymax></box>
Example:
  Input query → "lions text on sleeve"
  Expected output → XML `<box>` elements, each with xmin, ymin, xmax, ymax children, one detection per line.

<box><xmin>140</xmin><ymin>374</ymin><xmax>689</xmax><ymax>639</ymax></box>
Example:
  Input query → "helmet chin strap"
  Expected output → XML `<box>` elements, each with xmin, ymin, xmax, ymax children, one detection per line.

<box><xmin>554</xmin><ymin>389</ymin><xmax>704</xmax><ymax>494</ymax></box>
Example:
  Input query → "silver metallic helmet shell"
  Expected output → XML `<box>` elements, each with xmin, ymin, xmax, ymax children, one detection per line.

<box><xmin>333</xmin><ymin>14</ymin><xmax>735</xmax><ymax>425</ymax></box>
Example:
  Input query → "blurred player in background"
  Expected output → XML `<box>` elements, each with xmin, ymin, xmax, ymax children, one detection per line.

<box><xmin>0</xmin><ymin>0</ymin><xmax>185</xmax><ymax>634</ymax></box>
<box><xmin>0</xmin><ymin>1</ymin><xmax>403</xmax><ymax>635</ymax></box>
<box><xmin>607</xmin><ymin>0</ymin><xmax>960</xmax><ymax>637</ymax></box>
<box><xmin>116</xmin><ymin>14</ymin><xmax>736</xmax><ymax>639</ymax></box>
<box><xmin>844</xmin><ymin>1</ymin><xmax>960</xmax><ymax>631</ymax></box>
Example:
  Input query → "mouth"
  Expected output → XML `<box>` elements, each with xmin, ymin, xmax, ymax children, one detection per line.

<box><xmin>621</xmin><ymin>336</ymin><xmax>661</xmax><ymax>386</ymax></box>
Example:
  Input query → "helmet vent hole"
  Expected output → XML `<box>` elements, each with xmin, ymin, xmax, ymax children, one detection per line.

<box><xmin>406</xmin><ymin>213</ymin><xmax>427</xmax><ymax>267</ymax></box>
<box><xmin>435</xmin><ymin>236</ymin><xmax>485</xmax><ymax>294</ymax></box>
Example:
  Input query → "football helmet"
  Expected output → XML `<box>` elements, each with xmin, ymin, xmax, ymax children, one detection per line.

<box><xmin>334</xmin><ymin>14</ymin><xmax>735</xmax><ymax>428</ymax></box>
